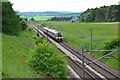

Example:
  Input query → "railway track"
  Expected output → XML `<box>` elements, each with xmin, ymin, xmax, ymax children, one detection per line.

<box><xmin>67</xmin><ymin>57</ymin><xmax>96</xmax><ymax>79</ymax></box>
<box><xmin>60</xmin><ymin>42</ymin><xmax>120</xmax><ymax>79</ymax></box>
<box><xmin>32</xmin><ymin>24</ymin><xmax>119</xmax><ymax>79</ymax></box>
<box><xmin>59</xmin><ymin>45</ymin><xmax>96</xmax><ymax>79</ymax></box>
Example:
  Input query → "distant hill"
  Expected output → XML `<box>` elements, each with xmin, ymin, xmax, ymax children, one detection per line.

<box><xmin>79</xmin><ymin>5</ymin><xmax>119</xmax><ymax>22</ymax></box>
<box><xmin>18</xmin><ymin>11</ymin><xmax>82</xmax><ymax>18</ymax></box>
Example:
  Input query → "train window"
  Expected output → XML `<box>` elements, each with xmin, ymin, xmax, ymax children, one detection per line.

<box><xmin>57</xmin><ymin>32</ymin><xmax>62</xmax><ymax>36</ymax></box>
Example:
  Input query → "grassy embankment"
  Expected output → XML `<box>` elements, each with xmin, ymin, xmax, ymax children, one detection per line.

<box><xmin>2</xmin><ymin>29</ymin><xmax>43</xmax><ymax>78</ymax></box>
<box><xmin>2</xmin><ymin>24</ymin><xmax>68</xmax><ymax>78</ymax></box>
<box><xmin>42</xmin><ymin>22</ymin><xmax>119</xmax><ymax>72</ymax></box>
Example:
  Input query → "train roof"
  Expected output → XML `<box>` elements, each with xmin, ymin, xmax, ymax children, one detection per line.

<box><xmin>44</xmin><ymin>27</ymin><xmax>61</xmax><ymax>34</ymax></box>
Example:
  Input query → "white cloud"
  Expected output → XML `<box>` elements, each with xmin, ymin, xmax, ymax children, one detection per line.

<box><xmin>9</xmin><ymin>0</ymin><xmax>119</xmax><ymax>12</ymax></box>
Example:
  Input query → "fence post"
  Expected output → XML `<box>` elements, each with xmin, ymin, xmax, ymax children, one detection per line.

<box><xmin>82</xmin><ymin>47</ymin><xmax>85</xmax><ymax>79</ymax></box>
<box><xmin>90</xmin><ymin>28</ymin><xmax>92</xmax><ymax>54</ymax></box>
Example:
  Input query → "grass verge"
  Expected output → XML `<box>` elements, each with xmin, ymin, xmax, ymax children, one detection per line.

<box><xmin>2</xmin><ymin>30</ymin><xmax>43</xmax><ymax>78</ymax></box>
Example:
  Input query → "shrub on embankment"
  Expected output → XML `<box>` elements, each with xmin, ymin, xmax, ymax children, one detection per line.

<box><xmin>104</xmin><ymin>39</ymin><xmax>120</xmax><ymax>55</ymax></box>
<box><xmin>28</xmin><ymin>38</ymin><xmax>68</xmax><ymax>78</ymax></box>
<box><xmin>102</xmin><ymin>39</ymin><xmax>120</xmax><ymax>72</ymax></box>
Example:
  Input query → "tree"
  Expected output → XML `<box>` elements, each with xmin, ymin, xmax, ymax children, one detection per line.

<box><xmin>79</xmin><ymin>5</ymin><xmax>119</xmax><ymax>22</ymax></box>
<box><xmin>19</xmin><ymin>17</ymin><xmax>28</xmax><ymax>30</ymax></box>
<box><xmin>20</xmin><ymin>21</ymin><xmax>28</xmax><ymax>30</ymax></box>
<box><xmin>2</xmin><ymin>2</ymin><xmax>21</xmax><ymax>35</ymax></box>
<box><xmin>30</xmin><ymin>17</ymin><xmax>35</xmax><ymax>21</ymax></box>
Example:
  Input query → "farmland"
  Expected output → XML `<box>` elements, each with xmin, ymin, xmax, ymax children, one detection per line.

<box><xmin>40</xmin><ymin>22</ymin><xmax>119</xmax><ymax>71</ymax></box>
<box><xmin>28</xmin><ymin>16</ymin><xmax>54</xmax><ymax>20</ymax></box>
<box><xmin>44</xmin><ymin>22</ymin><xmax>118</xmax><ymax>49</ymax></box>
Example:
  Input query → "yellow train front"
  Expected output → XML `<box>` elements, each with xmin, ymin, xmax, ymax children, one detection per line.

<box><xmin>55</xmin><ymin>32</ymin><xmax>63</xmax><ymax>42</ymax></box>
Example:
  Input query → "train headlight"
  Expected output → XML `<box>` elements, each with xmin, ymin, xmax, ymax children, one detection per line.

<box><xmin>56</xmin><ymin>36</ymin><xmax>63</xmax><ymax>39</ymax></box>
<box><xmin>56</xmin><ymin>37</ymin><xmax>59</xmax><ymax>39</ymax></box>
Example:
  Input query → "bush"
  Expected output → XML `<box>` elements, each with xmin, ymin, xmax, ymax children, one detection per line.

<box><xmin>104</xmin><ymin>39</ymin><xmax>120</xmax><ymax>54</ymax></box>
<box><xmin>20</xmin><ymin>21</ymin><xmax>28</xmax><ymax>30</ymax></box>
<box><xmin>28</xmin><ymin>28</ymin><xmax>32</xmax><ymax>31</ymax></box>
<box><xmin>32</xmin><ymin>35</ymin><xmax>43</xmax><ymax>45</ymax></box>
<box><xmin>28</xmin><ymin>40</ymin><xmax>68</xmax><ymax>78</ymax></box>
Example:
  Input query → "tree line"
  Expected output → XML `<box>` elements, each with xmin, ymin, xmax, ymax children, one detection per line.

<box><xmin>47</xmin><ymin>5</ymin><xmax>119</xmax><ymax>22</ymax></box>
<box><xmin>47</xmin><ymin>17</ymin><xmax>72</xmax><ymax>22</ymax></box>
<box><xmin>79</xmin><ymin>5</ymin><xmax>119</xmax><ymax>22</ymax></box>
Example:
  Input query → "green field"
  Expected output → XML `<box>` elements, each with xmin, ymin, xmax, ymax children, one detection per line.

<box><xmin>28</xmin><ymin>16</ymin><xmax>54</xmax><ymax>20</ymax></box>
<box><xmin>41</xmin><ymin>22</ymin><xmax>119</xmax><ymax>71</ymax></box>
<box><xmin>44</xmin><ymin>22</ymin><xmax>118</xmax><ymax>49</ymax></box>
<box><xmin>2</xmin><ymin>30</ymin><xmax>43</xmax><ymax>78</ymax></box>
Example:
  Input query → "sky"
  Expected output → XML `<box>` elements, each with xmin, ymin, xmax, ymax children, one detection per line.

<box><xmin>9</xmin><ymin>0</ymin><xmax>119</xmax><ymax>12</ymax></box>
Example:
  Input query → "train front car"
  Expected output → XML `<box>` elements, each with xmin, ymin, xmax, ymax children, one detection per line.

<box><xmin>43</xmin><ymin>27</ymin><xmax>63</xmax><ymax>42</ymax></box>
<box><xmin>56</xmin><ymin>31</ymin><xmax>63</xmax><ymax>42</ymax></box>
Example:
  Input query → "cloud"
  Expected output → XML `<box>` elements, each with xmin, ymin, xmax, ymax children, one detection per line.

<box><xmin>9</xmin><ymin>0</ymin><xmax>119</xmax><ymax>12</ymax></box>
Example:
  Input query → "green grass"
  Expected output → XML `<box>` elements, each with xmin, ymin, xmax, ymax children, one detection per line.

<box><xmin>2</xmin><ymin>30</ymin><xmax>43</xmax><ymax>78</ymax></box>
<box><xmin>45</xmin><ymin>22</ymin><xmax>118</xmax><ymax>49</ymax></box>
<box><xmin>42</xmin><ymin>22</ymin><xmax>119</xmax><ymax>71</ymax></box>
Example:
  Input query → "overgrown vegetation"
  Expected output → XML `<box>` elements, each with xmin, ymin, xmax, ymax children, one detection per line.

<box><xmin>104</xmin><ymin>39</ymin><xmax>120</xmax><ymax>55</ymax></box>
<box><xmin>80</xmin><ymin>5</ymin><xmax>119</xmax><ymax>22</ymax></box>
<box><xmin>2</xmin><ymin>2</ymin><xmax>21</xmax><ymax>35</ymax></box>
<box><xmin>101</xmin><ymin>39</ymin><xmax>119</xmax><ymax>71</ymax></box>
<box><xmin>28</xmin><ymin>37</ymin><xmax>68</xmax><ymax>78</ymax></box>
<box><xmin>100</xmin><ymin>39</ymin><xmax>119</xmax><ymax>71</ymax></box>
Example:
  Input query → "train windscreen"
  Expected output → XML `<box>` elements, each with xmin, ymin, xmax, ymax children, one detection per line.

<box><xmin>57</xmin><ymin>32</ymin><xmax>62</xmax><ymax>37</ymax></box>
